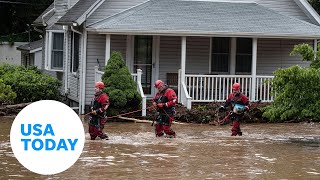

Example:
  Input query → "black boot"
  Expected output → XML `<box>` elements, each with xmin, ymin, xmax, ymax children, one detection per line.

<box><xmin>100</xmin><ymin>133</ymin><xmax>109</xmax><ymax>140</ymax></box>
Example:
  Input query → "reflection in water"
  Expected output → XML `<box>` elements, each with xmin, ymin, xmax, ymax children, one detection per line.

<box><xmin>0</xmin><ymin>116</ymin><xmax>320</xmax><ymax>179</ymax></box>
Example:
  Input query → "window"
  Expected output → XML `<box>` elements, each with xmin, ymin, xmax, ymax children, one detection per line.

<box><xmin>71</xmin><ymin>32</ymin><xmax>80</xmax><ymax>73</ymax></box>
<box><xmin>211</xmin><ymin>37</ymin><xmax>230</xmax><ymax>73</ymax></box>
<box><xmin>45</xmin><ymin>31</ymin><xmax>64</xmax><ymax>71</ymax></box>
<box><xmin>236</xmin><ymin>38</ymin><xmax>252</xmax><ymax>73</ymax></box>
<box><xmin>134</xmin><ymin>36</ymin><xmax>152</xmax><ymax>94</ymax></box>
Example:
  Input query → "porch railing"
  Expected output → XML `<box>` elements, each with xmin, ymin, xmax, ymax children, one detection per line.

<box><xmin>94</xmin><ymin>66</ymin><xmax>146</xmax><ymax>116</ymax></box>
<box><xmin>179</xmin><ymin>72</ymin><xmax>274</xmax><ymax>109</ymax></box>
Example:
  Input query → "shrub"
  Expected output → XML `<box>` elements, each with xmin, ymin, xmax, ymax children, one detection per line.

<box><xmin>0</xmin><ymin>64</ymin><xmax>61</xmax><ymax>103</ymax></box>
<box><xmin>290</xmin><ymin>43</ymin><xmax>320</xmax><ymax>69</ymax></box>
<box><xmin>0</xmin><ymin>79</ymin><xmax>16</xmax><ymax>104</ymax></box>
<box><xmin>101</xmin><ymin>51</ymin><xmax>142</xmax><ymax>116</ymax></box>
<box><xmin>262</xmin><ymin>66</ymin><xmax>320</xmax><ymax>122</ymax></box>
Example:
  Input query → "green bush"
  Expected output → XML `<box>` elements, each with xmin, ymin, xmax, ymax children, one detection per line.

<box><xmin>0</xmin><ymin>64</ymin><xmax>61</xmax><ymax>103</ymax></box>
<box><xmin>262</xmin><ymin>66</ymin><xmax>320</xmax><ymax>122</ymax></box>
<box><xmin>101</xmin><ymin>51</ymin><xmax>142</xmax><ymax>116</ymax></box>
<box><xmin>290</xmin><ymin>43</ymin><xmax>320</xmax><ymax>69</ymax></box>
<box><xmin>0</xmin><ymin>79</ymin><xmax>16</xmax><ymax>104</ymax></box>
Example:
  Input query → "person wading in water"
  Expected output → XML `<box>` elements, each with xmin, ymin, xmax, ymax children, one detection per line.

<box><xmin>89</xmin><ymin>81</ymin><xmax>110</xmax><ymax>140</ymax></box>
<box><xmin>152</xmin><ymin>80</ymin><xmax>177</xmax><ymax>138</ymax></box>
<box><xmin>219</xmin><ymin>83</ymin><xmax>250</xmax><ymax>136</ymax></box>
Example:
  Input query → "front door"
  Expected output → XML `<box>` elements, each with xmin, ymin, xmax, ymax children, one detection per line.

<box><xmin>134</xmin><ymin>36</ymin><xmax>153</xmax><ymax>95</ymax></box>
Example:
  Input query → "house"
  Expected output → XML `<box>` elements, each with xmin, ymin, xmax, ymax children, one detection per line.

<box><xmin>34</xmin><ymin>0</ymin><xmax>320</xmax><ymax>115</ymax></box>
<box><xmin>0</xmin><ymin>42</ymin><xmax>28</xmax><ymax>65</ymax></box>
<box><xmin>16</xmin><ymin>40</ymin><xmax>43</xmax><ymax>68</ymax></box>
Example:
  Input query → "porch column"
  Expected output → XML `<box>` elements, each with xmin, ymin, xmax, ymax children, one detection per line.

<box><xmin>181</xmin><ymin>36</ymin><xmax>186</xmax><ymax>83</ymax></box>
<box><xmin>126</xmin><ymin>35</ymin><xmax>133</xmax><ymax>72</ymax></box>
<box><xmin>314</xmin><ymin>39</ymin><xmax>318</xmax><ymax>60</ymax></box>
<box><xmin>251</xmin><ymin>38</ymin><xmax>257</xmax><ymax>101</ymax></box>
<box><xmin>105</xmin><ymin>34</ymin><xmax>111</xmax><ymax>66</ymax></box>
<box><xmin>230</xmin><ymin>37</ymin><xmax>236</xmax><ymax>75</ymax></box>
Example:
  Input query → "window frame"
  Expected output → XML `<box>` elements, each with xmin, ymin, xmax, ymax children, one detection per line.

<box><xmin>235</xmin><ymin>38</ymin><xmax>252</xmax><ymax>74</ymax></box>
<box><xmin>210</xmin><ymin>37</ymin><xmax>230</xmax><ymax>74</ymax></box>
<box><xmin>45</xmin><ymin>30</ymin><xmax>64</xmax><ymax>72</ymax></box>
<box><xmin>70</xmin><ymin>31</ymin><xmax>80</xmax><ymax>74</ymax></box>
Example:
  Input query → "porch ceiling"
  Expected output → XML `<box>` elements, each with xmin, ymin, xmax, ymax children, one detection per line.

<box><xmin>87</xmin><ymin>0</ymin><xmax>320</xmax><ymax>39</ymax></box>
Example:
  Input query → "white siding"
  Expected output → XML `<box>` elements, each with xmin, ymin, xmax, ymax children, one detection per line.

<box><xmin>84</xmin><ymin>34</ymin><xmax>127</xmax><ymax>105</ymax></box>
<box><xmin>34</xmin><ymin>51</ymin><xmax>42</xmax><ymax>68</ymax></box>
<box><xmin>85</xmin><ymin>33</ymin><xmax>106</xmax><ymax>105</ymax></box>
<box><xmin>87</xmin><ymin>0</ymin><xmax>147</xmax><ymax>25</ymax></box>
<box><xmin>186</xmin><ymin>36</ymin><xmax>210</xmax><ymax>74</ymax></box>
<box><xmin>0</xmin><ymin>42</ymin><xmax>26</xmax><ymax>65</ymax></box>
<box><xmin>257</xmin><ymin>38</ymin><xmax>312</xmax><ymax>75</ymax></box>
<box><xmin>159</xmin><ymin>36</ymin><xmax>181</xmax><ymax>83</ymax></box>
<box><xmin>254</xmin><ymin>0</ymin><xmax>312</xmax><ymax>23</ymax></box>
<box><xmin>111</xmin><ymin>35</ymin><xmax>127</xmax><ymax>60</ymax></box>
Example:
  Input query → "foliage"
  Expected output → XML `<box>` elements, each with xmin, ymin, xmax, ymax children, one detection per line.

<box><xmin>0</xmin><ymin>79</ymin><xmax>17</xmax><ymax>104</ymax></box>
<box><xmin>290</xmin><ymin>43</ymin><xmax>320</xmax><ymax>69</ymax></box>
<box><xmin>0</xmin><ymin>64</ymin><xmax>61</xmax><ymax>103</ymax></box>
<box><xmin>309</xmin><ymin>0</ymin><xmax>320</xmax><ymax>15</ymax></box>
<box><xmin>262</xmin><ymin>66</ymin><xmax>320</xmax><ymax>122</ymax></box>
<box><xmin>101</xmin><ymin>52</ymin><xmax>142</xmax><ymax>116</ymax></box>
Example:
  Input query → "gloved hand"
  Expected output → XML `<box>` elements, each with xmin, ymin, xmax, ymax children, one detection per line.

<box><xmin>157</xmin><ymin>103</ymin><xmax>164</xmax><ymax>108</ymax></box>
<box><xmin>218</xmin><ymin>106</ymin><xmax>225</xmax><ymax>112</ymax></box>
<box><xmin>152</xmin><ymin>102</ymin><xmax>157</xmax><ymax>108</ymax></box>
<box><xmin>91</xmin><ymin>110</ymin><xmax>97</xmax><ymax>115</ymax></box>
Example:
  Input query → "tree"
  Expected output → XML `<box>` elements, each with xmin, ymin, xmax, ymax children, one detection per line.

<box><xmin>290</xmin><ymin>43</ymin><xmax>320</xmax><ymax>69</ymax></box>
<box><xmin>309</xmin><ymin>0</ymin><xmax>320</xmax><ymax>14</ymax></box>
<box><xmin>262</xmin><ymin>44</ymin><xmax>320</xmax><ymax>122</ymax></box>
<box><xmin>0</xmin><ymin>0</ymin><xmax>53</xmax><ymax>42</ymax></box>
<box><xmin>101</xmin><ymin>51</ymin><xmax>142</xmax><ymax>116</ymax></box>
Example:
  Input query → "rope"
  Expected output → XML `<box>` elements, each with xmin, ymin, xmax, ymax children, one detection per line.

<box><xmin>83</xmin><ymin>106</ymin><xmax>155</xmax><ymax>120</ymax></box>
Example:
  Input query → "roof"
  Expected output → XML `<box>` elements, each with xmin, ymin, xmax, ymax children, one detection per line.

<box><xmin>33</xmin><ymin>3</ymin><xmax>55</xmax><ymax>25</ymax></box>
<box><xmin>17</xmin><ymin>40</ymin><xmax>43</xmax><ymax>52</ymax></box>
<box><xmin>88</xmin><ymin>0</ymin><xmax>320</xmax><ymax>39</ymax></box>
<box><xmin>57</xmin><ymin>0</ymin><xmax>104</xmax><ymax>25</ymax></box>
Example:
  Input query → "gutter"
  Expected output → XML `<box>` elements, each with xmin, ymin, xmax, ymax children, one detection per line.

<box><xmin>42</xmin><ymin>8</ymin><xmax>55</xmax><ymax>26</ymax></box>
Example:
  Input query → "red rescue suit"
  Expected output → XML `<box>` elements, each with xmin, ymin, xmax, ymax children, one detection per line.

<box><xmin>89</xmin><ymin>92</ymin><xmax>110</xmax><ymax>140</ymax></box>
<box><xmin>224</xmin><ymin>92</ymin><xmax>250</xmax><ymax>136</ymax></box>
<box><xmin>152</xmin><ymin>87</ymin><xmax>177</xmax><ymax>137</ymax></box>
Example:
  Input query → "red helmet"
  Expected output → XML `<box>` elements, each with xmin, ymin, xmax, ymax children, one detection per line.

<box><xmin>154</xmin><ymin>80</ymin><xmax>164</xmax><ymax>88</ymax></box>
<box><xmin>95</xmin><ymin>81</ymin><xmax>104</xmax><ymax>89</ymax></box>
<box><xmin>232</xmin><ymin>83</ymin><xmax>240</xmax><ymax>91</ymax></box>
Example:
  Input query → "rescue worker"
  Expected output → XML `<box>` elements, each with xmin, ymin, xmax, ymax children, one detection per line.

<box><xmin>219</xmin><ymin>83</ymin><xmax>250</xmax><ymax>136</ymax></box>
<box><xmin>89</xmin><ymin>81</ymin><xmax>110</xmax><ymax>140</ymax></box>
<box><xmin>152</xmin><ymin>80</ymin><xmax>177</xmax><ymax>138</ymax></box>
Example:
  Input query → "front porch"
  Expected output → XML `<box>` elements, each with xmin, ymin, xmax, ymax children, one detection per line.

<box><xmin>87</xmin><ymin>35</ymin><xmax>313</xmax><ymax>116</ymax></box>
<box><xmin>95</xmin><ymin>67</ymin><xmax>274</xmax><ymax>114</ymax></box>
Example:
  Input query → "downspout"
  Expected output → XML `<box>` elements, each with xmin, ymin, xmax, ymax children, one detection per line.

<box><xmin>63</xmin><ymin>25</ymin><xmax>69</xmax><ymax>95</ymax></box>
<box><xmin>71</xmin><ymin>26</ymin><xmax>82</xmax><ymax>35</ymax></box>
<box><xmin>42</xmin><ymin>8</ymin><xmax>55</xmax><ymax>26</ymax></box>
<box><xmin>70</xmin><ymin>25</ymin><xmax>83</xmax><ymax>113</ymax></box>
<box><xmin>81</xmin><ymin>29</ymin><xmax>87</xmax><ymax>114</ymax></box>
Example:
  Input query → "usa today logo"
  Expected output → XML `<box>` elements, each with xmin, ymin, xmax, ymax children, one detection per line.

<box><xmin>10</xmin><ymin>100</ymin><xmax>85</xmax><ymax>175</ymax></box>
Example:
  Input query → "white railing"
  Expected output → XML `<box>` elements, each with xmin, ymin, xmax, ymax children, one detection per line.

<box><xmin>178</xmin><ymin>69</ymin><xmax>192</xmax><ymax>109</ymax></box>
<box><xmin>94</xmin><ymin>66</ymin><xmax>104</xmax><ymax>83</ymax></box>
<box><xmin>179</xmin><ymin>72</ymin><xmax>274</xmax><ymax>109</ymax></box>
<box><xmin>94</xmin><ymin>66</ymin><xmax>146</xmax><ymax>116</ymax></box>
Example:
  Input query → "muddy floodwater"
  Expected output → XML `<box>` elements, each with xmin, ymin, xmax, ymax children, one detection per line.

<box><xmin>1</xmin><ymin>116</ymin><xmax>320</xmax><ymax>179</ymax></box>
